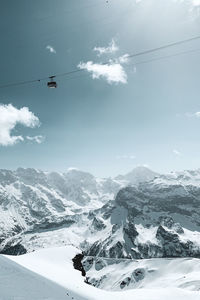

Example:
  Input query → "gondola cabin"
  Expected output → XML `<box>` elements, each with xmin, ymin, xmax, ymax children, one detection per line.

<box><xmin>47</xmin><ymin>76</ymin><xmax>57</xmax><ymax>88</ymax></box>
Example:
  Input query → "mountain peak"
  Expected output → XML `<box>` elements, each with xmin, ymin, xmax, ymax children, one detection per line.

<box><xmin>115</xmin><ymin>166</ymin><xmax>158</xmax><ymax>185</ymax></box>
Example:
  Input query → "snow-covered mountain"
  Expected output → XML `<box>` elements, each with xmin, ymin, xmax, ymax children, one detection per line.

<box><xmin>85</xmin><ymin>170</ymin><xmax>200</xmax><ymax>259</ymax></box>
<box><xmin>2</xmin><ymin>167</ymin><xmax>200</xmax><ymax>299</ymax></box>
<box><xmin>0</xmin><ymin>166</ymin><xmax>156</xmax><ymax>254</ymax></box>
<box><xmin>115</xmin><ymin>166</ymin><xmax>158</xmax><ymax>185</ymax></box>
<box><xmin>2</xmin><ymin>166</ymin><xmax>200</xmax><ymax>262</ymax></box>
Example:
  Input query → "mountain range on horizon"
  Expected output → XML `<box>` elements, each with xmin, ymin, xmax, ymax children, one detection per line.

<box><xmin>1</xmin><ymin>165</ymin><xmax>200</xmax><ymax>294</ymax></box>
<box><xmin>1</xmin><ymin>165</ymin><xmax>200</xmax><ymax>256</ymax></box>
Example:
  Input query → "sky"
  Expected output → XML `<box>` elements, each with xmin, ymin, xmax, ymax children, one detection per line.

<box><xmin>0</xmin><ymin>0</ymin><xmax>200</xmax><ymax>177</ymax></box>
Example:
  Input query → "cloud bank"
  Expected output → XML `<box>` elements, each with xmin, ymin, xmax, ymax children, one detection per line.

<box><xmin>0</xmin><ymin>104</ymin><xmax>40</xmax><ymax>146</ymax></box>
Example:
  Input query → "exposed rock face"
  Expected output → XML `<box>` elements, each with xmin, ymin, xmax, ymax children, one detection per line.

<box><xmin>85</xmin><ymin>172</ymin><xmax>200</xmax><ymax>259</ymax></box>
<box><xmin>159</xmin><ymin>216</ymin><xmax>184</xmax><ymax>234</ymax></box>
<box><xmin>72</xmin><ymin>253</ymin><xmax>86</xmax><ymax>276</ymax></box>
<box><xmin>123</xmin><ymin>222</ymin><xmax>139</xmax><ymax>244</ymax></box>
<box><xmin>0</xmin><ymin>242</ymin><xmax>27</xmax><ymax>255</ymax></box>
<box><xmin>155</xmin><ymin>225</ymin><xmax>198</xmax><ymax>257</ymax></box>
<box><xmin>82</xmin><ymin>257</ymin><xmax>94</xmax><ymax>272</ymax></box>
<box><xmin>91</xmin><ymin>217</ymin><xmax>106</xmax><ymax>231</ymax></box>
<box><xmin>132</xmin><ymin>268</ymin><xmax>146</xmax><ymax>282</ymax></box>
<box><xmin>120</xmin><ymin>277</ymin><xmax>131</xmax><ymax>289</ymax></box>
<box><xmin>95</xmin><ymin>258</ymin><xmax>107</xmax><ymax>271</ymax></box>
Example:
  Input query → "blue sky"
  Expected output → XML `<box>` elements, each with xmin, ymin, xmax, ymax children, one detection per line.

<box><xmin>0</xmin><ymin>0</ymin><xmax>200</xmax><ymax>177</ymax></box>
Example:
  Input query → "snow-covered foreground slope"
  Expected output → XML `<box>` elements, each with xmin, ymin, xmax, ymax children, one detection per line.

<box><xmin>2</xmin><ymin>246</ymin><xmax>200</xmax><ymax>300</ymax></box>
<box><xmin>0</xmin><ymin>251</ymin><xmax>77</xmax><ymax>300</ymax></box>
<box><xmin>83</xmin><ymin>255</ymin><xmax>200</xmax><ymax>291</ymax></box>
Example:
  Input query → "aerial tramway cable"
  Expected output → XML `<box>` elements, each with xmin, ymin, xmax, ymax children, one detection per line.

<box><xmin>0</xmin><ymin>34</ymin><xmax>200</xmax><ymax>89</ymax></box>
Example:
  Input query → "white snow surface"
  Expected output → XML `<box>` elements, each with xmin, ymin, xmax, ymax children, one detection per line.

<box><xmin>0</xmin><ymin>246</ymin><xmax>199</xmax><ymax>300</ymax></box>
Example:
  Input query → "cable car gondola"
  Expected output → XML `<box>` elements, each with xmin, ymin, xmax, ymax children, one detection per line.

<box><xmin>47</xmin><ymin>76</ymin><xmax>57</xmax><ymax>88</ymax></box>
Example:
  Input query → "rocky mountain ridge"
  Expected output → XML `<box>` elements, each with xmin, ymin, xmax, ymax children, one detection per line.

<box><xmin>1</xmin><ymin>166</ymin><xmax>200</xmax><ymax>260</ymax></box>
<box><xmin>85</xmin><ymin>175</ymin><xmax>200</xmax><ymax>259</ymax></box>
<box><xmin>0</xmin><ymin>166</ymin><xmax>156</xmax><ymax>254</ymax></box>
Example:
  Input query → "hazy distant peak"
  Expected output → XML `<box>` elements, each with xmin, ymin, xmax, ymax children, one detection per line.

<box><xmin>66</xmin><ymin>167</ymin><xmax>80</xmax><ymax>173</ymax></box>
<box><xmin>115</xmin><ymin>166</ymin><xmax>158</xmax><ymax>185</ymax></box>
<box><xmin>65</xmin><ymin>168</ymin><xmax>95</xmax><ymax>180</ymax></box>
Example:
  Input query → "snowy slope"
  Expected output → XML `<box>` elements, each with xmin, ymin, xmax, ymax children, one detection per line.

<box><xmin>2</xmin><ymin>246</ymin><xmax>200</xmax><ymax>300</ymax></box>
<box><xmin>0</xmin><ymin>166</ymin><xmax>156</xmax><ymax>254</ymax></box>
<box><xmin>84</xmin><ymin>255</ymin><xmax>200</xmax><ymax>292</ymax></box>
<box><xmin>0</xmin><ymin>253</ymin><xmax>77</xmax><ymax>300</ymax></box>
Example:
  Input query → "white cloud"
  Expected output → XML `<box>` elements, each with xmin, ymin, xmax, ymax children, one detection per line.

<box><xmin>194</xmin><ymin>111</ymin><xmax>200</xmax><ymax>117</ymax></box>
<box><xmin>176</xmin><ymin>0</ymin><xmax>200</xmax><ymax>15</ymax></box>
<box><xmin>94</xmin><ymin>39</ymin><xmax>118</xmax><ymax>56</ymax></box>
<box><xmin>185</xmin><ymin>111</ymin><xmax>200</xmax><ymax>118</ymax></box>
<box><xmin>67</xmin><ymin>167</ymin><xmax>80</xmax><ymax>172</ymax></box>
<box><xmin>173</xmin><ymin>149</ymin><xmax>181</xmax><ymax>156</ymax></box>
<box><xmin>140</xmin><ymin>163</ymin><xmax>150</xmax><ymax>168</ymax></box>
<box><xmin>78</xmin><ymin>61</ymin><xmax>127</xmax><ymax>84</ymax></box>
<box><xmin>26</xmin><ymin>135</ymin><xmax>45</xmax><ymax>144</ymax></box>
<box><xmin>0</xmin><ymin>104</ymin><xmax>40</xmax><ymax>146</ymax></box>
<box><xmin>46</xmin><ymin>45</ymin><xmax>56</xmax><ymax>54</ymax></box>
<box><xmin>192</xmin><ymin>0</ymin><xmax>200</xmax><ymax>7</ymax></box>
<box><xmin>173</xmin><ymin>0</ymin><xmax>200</xmax><ymax>6</ymax></box>
<box><xmin>79</xmin><ymin>40</ymin><xmax>130</xmax><ymax>84</ymax></box>
<box><xmin>116</xmin><ymin>54</ymin><xmax>129</xmax><ymax>64</ymax></box>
